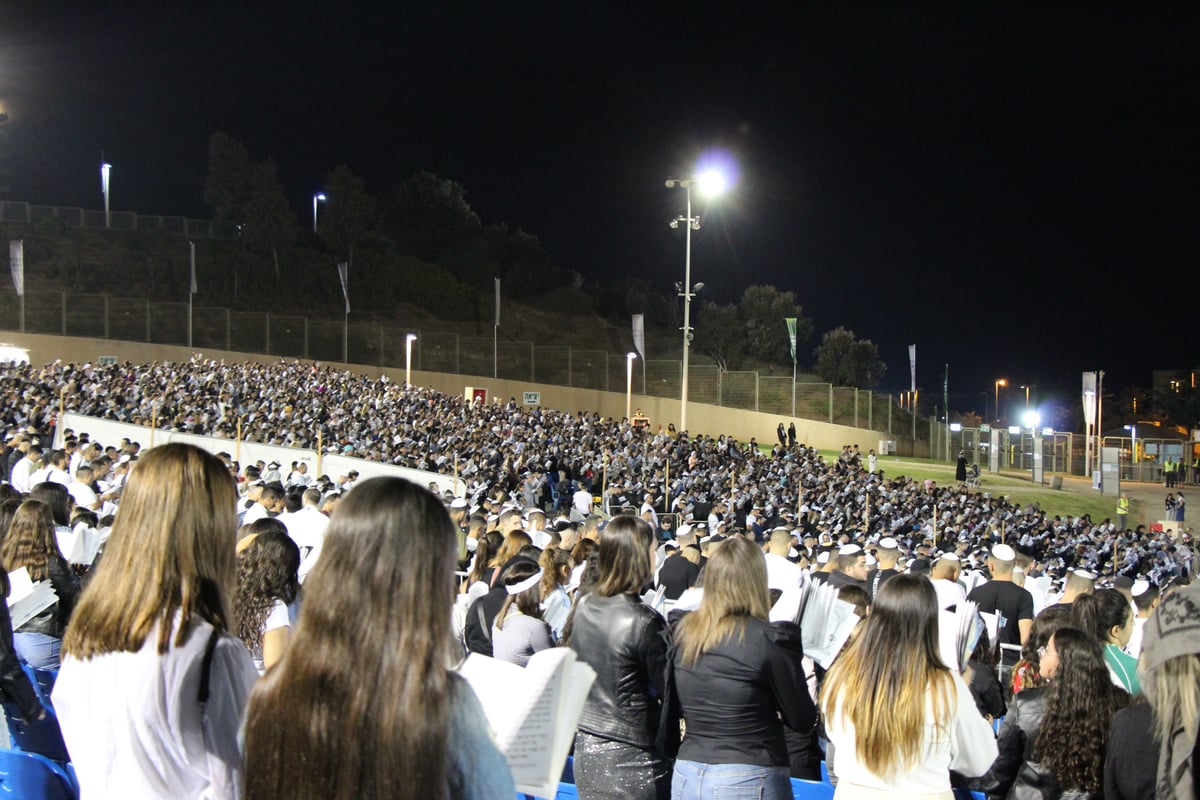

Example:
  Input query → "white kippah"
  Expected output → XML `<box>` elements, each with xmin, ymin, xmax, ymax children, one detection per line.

<box><xmin>838</xmin><ymin>544</ymin><xmax>862</xmax><ymax>556</ymax></box>
<box><xmin>991</xmin><ymin>544</ymin><xmax>1016</xmax><ymax>561</ymax></box>
<box><xmin>1131</xmin><ymin>579</ymin><xmax>1151</xmax><ymax>597</ymax></box>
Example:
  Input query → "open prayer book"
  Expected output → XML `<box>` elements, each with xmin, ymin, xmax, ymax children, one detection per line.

<box><xmin>769</xmin><ymin>581</ymin><xmax>859</xmax><ymax>669</ymax></box>
<box><xmin>6</xmin><ymin>567</ymin><xmax>58</xmax><ymax>630</ymax></box>
<box><xmin>938</xmin><ymin>600</ymin><xmax>983</xmax><ymax>672</ymax></box>
<box><xmin>457</xmin><ymin>647</ymin><xmax>596</xmax><ymax>799</ymax></box>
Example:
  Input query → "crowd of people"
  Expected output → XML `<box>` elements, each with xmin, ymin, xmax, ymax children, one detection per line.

<box><xmin>0</xmin><ymin>357</ymin><xmax>1195</xmax><ymax>798</ymax></box>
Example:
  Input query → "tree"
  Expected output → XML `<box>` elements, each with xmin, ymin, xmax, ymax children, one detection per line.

<box><xmin>694</xmin><ymin>300</ymin><xmax>745</xmax><ymax>371</ymax></box>
<box><xmin>318</xmin><ymin>165</ymin><xmax>374</xmax><ymax>270</ymax></box>
<box><xmin>812</xmin><ymin>327</ymin><xmax>887</xmax><ymax>388</ymax></box>
<box><xmin>203</xmin><ymin>133</ymin><xmax>252</xmax><ymax>228</ymax></box>
<box><xmin>738</xmin><ymin>285</ymin><xmax>813</xmax><ymax>364</ymax></box>
<box><xmin>381</xmin><ymin>171</ymin><xmax>481</xmax><ymax>262</ymax></box>
<box><xmin>243</xmin><ymin>159</ymin><xmax>297</xmax><ymax>277</ymax></box>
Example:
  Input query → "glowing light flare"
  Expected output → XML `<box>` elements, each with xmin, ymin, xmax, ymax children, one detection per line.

<box><xmin>694</xmin><ymin>150</ymin><xmax>738</xmax><ymax>196</ymax></box>
<box><xmin>1022</xmin><ymin>410</ymin><xmax>1041</xmax><ymax>429</ymax></box>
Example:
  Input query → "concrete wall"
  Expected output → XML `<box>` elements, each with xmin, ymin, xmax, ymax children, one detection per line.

<box><xmin>0</xmin><ymin>330</ymin><xmax>910</xmax><ymax>454</ymax></box>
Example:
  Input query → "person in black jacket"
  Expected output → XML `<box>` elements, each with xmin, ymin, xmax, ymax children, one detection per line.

<box><xmin>568</xmin><ymin>515</ymin><xmax>673</xmax><ymax>800</ymax></box>
<box><xmin>0</xmin><ymin>499</ymin><xmax>81</xmax><ymax>669</ymax></box>
<box><xmin>976</xmin><ymin>627</ymin><xmax>1127</xmax><ymax>800</ymax></box>
<box><xmin>670</xmin><ymin>536</ymin><xmax>816</xmax><ymax>799</ymax></box>
<box><xmin>0</xmin><ymin>565</ymin><xmax>45</xmax><ymax>723</ymax></box>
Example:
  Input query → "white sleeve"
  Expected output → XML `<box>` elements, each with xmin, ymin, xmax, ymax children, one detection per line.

<box><xmin>200</xmin><ymin>635</ymin><xmax>260</xmax><ymax>800</ymax></box>
<box><xmin>948</xmin><ymin>673</ymin><xmax>998</xmax><ymax>778</ymax></box>
<box><xmin>263</xmin><ymin>600</ymin><xmax>290</xmax><ymax>635</ymax></box>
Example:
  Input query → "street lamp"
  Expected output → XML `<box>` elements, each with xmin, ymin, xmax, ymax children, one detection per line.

<box><xmin>666</xmin><ymin>168</ymin><xmax>729</xmax><ymax>435</ymax></box>
<box><xmin>312</xmin><ymin>192</ymin><xmax>327</xmax><ymax>233</ymax></box>
<box><xmin>994</xmin><ymin>378</ymin><xmax>1007</xmax><ymax>422</ymax></box>
<box><xmin>405</xmin><ymin>333</ymin><xmax>418</xmax><ymax>387</ymax></box>
<box><xmin>1124</xmin><ymin>424</ymin><xmax>1137</xmax><ymax>479</ymax></box>
<box><xmin>100</xmin><ymin>161</ymin><xmax>112</xmax><ymax>229</ymax></box>
<box><xmin>626</xmin><ymin>351</ymin><xmax>637</xmax><ymax>421</ymax></box>
<box><xmin>1020</xmin><ymin>384</ymin><xmax>1035</xmax><ymax>411</ymax></box>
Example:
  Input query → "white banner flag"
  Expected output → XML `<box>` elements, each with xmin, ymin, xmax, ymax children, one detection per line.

<box><xmin>908</xmin><ymin>344</ymin><xmax>917</xmax><ymax>392</ymax></box>
<box><xmin>1081</xmin><ymin>371</ymin><xmax>1097</xmax><ymax>427</ymax></box>
<box><xmin>632</xmin><ymin>314</ymin><xmax>645</xmax><ymax>359</ymax></box>
<box><xmin>9</xmin><ymin>240</ymin><xmax>24</xmax><ymax>297</ymax></box>
<box><xmin>337</xmin><ymin>262</ymin><xmax>350</xmax><ymax>314</ymax></box>
<box><xmin>494</xmin><ymin>278</ymin><xmax>501</xmax><ymax>327</ymax></box>
<box><xmin>189</xmin><ymin>241</ymin><xmax>197</xmax><ymax>294</ymax></box>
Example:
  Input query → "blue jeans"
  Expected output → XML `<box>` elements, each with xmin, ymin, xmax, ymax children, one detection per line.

<box><xmin>14</xmin><ymin>632</ymin><xmax>62</xmax><ymax>670</ymax></box>
<box><xmin>671</xmin><ymin>759</ymin><xmax>791</xmax><ymax>800</ymax></box>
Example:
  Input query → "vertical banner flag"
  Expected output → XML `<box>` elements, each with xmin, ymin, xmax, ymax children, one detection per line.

<box><xmin>494</xmin><ymin>278</ymin><xmax>501</xmax><ymax>326</ymax></box>
<box><xmin>1081</xmin><ymin>371</ymin><xmax>1097</xmax><ymax>427</ymax></box>
<box><xmin>189</xmin><ymin>241</ymin><xmax>197</xmax><ymax>294</ymax></box>
<box><xmin>908</xmin><ymin>344</ymin><xmax>917</xmax><ymax>392</ymax></box>
<box><xmin>785</xmin><ymin>318</ymin><xmax>798</xmax><ymax>362</ymax></box>
<box><xmin>943</xmin><ymin>364</ymin><xmax>949</xmax><ymax>421</ymax></box>
<box><xmin>632</xmin><ymin>314</ymin><xmax>645</xmax><ymax>359</ymax></box>
<box><xmin>9</xmin><ymin>240</ymin><xmax>23</xmax><ymax>296</ymax></box>
<box><xmin>337</xmin><ymin>262</ymin><xmax>350</xmax><ymax>313</ymax></box>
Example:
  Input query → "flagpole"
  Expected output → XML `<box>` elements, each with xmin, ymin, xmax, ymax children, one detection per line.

<box><xmin>493</xmin><ymin>277</ymin><xmax>500</xmax><ymax>379</ymax></box>
<box><xmin>188</xmin><ymin>241</ymin><xmax>195</xmax><ymax>348</ymax></box>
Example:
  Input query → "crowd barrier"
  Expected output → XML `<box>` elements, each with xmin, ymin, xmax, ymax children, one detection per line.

<box><xmin>54</xmin><ymin>412</ymin><xmax>467</xmax><ymax>496</ymax></box>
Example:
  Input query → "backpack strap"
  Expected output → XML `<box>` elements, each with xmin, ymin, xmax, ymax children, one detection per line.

<box><xmin>198</xmin><ymin>627</ymin><xmax>221</xmax><ymax>705</ymax></box>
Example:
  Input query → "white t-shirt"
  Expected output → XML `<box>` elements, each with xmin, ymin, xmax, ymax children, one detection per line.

<box><xmin>253</xmin><ymin>599</ymin><xmax>293</xmax><ymax>674</ymax></box>
<box><xmin>53</xmin><ymin>616</ymin><xmax>259</xmax><ymax>800</ymax></box>
<box><xmin>825</xmin><ymin>672</ymin><xmax>997</xmax><ymax>797</ymax></box>
<box><xmin>764</xmin><ymin>552</ymin><xmax>804</xmax><ymax>591</ymax></box>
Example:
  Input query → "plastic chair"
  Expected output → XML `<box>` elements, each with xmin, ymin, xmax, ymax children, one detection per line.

<box><xmin>560</xmin><ymin>755</ymin><xmax>574</xmax><ymax>785</ymax></box>
<box><xmin>819</xmin><ymin>760</ymin><xmax>830</xmax><ymax>784</ymax></box>
<box><xmin>0</xmin><ymin>748</ymin><xmax>78</xmax><ymax>799</ymax></box>
<box><xmin>19</xmin><ymin>665</ymin><xmax>58</xmax><ymax>707</ymax></box>
<box><xmin>953</xmin><ymin>790</ymin><xmax>986</xmax><ymax>800</ymax></box>
<box><xmin>2</xmin><ymin>699</ymin><xmax>70</xmax><ymax>765</ymax></box>
<box><xmin>555</xmin><ymin>784</ymin><xmax>579</xmax><ymax>800</ymax></box>
<box><xmin>791</xmin><ymin>777</ymin><xmax>835</xmax><ymax>799</ymax></box>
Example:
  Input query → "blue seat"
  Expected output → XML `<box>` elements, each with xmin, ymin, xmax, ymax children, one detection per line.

<box><xmin>555</xmin><ymin>784</ymin><xmax>578</xmax><ymax>800</ymax></box>
<box><xmin>819</xmin><ymin>760</ymin><xmax>830</xmax><ymax>784</ymax></box>
<box><xmin>791</xmin><ymin>777</ymin><xmax>835</xmax><ymax>799</ymax></box>
<box><xmin>560</xmin><ymin>755</ymin><xmax>574</xmax><ymax>784</ymax></box>
<box><xmin>952</xmin><ymin>791</ymin><xmax>985</xmax><ymax>800</ymax></box>
<box><xmin>4</xmin><ymin>662</ymin><xmax>69</xmax><ymax>764</ymax></box>
<box><xmin>0</xmin><ymin>748</ymin><xmax>78</xmax><ymax>799</ymax></box>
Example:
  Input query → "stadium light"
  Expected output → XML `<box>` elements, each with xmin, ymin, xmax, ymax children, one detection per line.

<box><xmin>626</xmin><ymin>352</ymin><xmax>637</xmax><ymax>421</ymax></box>
<box><xmin>405</xmin><ymin>333</ymin><xmax>418</xmax><ymax>387</ymax></box>
<box><xmin>313</xmin><ymin>192</ymin><xmax>327</xmax><ymax>233</ymax></box>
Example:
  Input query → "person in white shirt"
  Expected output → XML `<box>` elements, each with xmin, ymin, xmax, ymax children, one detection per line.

<box><xmin>1125</xmin><ymin>580</ymin><xmax>1158</xmax><ymax>658</ymax></box>
<box><xmin>67</xmin><ymin>465</ymin><xmax>101</xmax><ymax>510</ymax></box>
<box><xmin>53</xmin><ymin>443</ymin><xmax>259</xmax><ymax>800</ymax></box>
<box><xmin>277</xmin><ymin>487</ymin><xmax>330</xmax><ymax>582</ymax></box>
<box><xmin>10</xmin><ymin>445</ymin><xmax>42</xmax><ymax>493</ymax></box>
<box><xmin>930</xmin><ymin>554</ymin><xmax>968</xmax><ymax>610</ymax></box>
<box><xmin>763</xmin><ymin>527</ymin><xmax>804</xmax><ymax>591</ymax></box>
<box><xmin>243</xmin><ymin>484</ymin><xmax>284</xmax><ymax>526</ymax></box>
<box><xmin>821</xmin><ymin>574</ymin><xmax>997</xmax><ymax>797</ymax></box>
<box><xmin>572</xmin><ymin>484</ymin><xmax>593</xmax><ymax>519</ymax></box>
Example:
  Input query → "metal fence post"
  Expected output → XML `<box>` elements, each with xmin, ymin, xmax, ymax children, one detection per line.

<box><xmin>145</xmin><ymin>299</ymin><xmax>151</xmax><ymax>342</ymax></box>
<box><xmin>379</xmin><ymin>324</ymin><xmax>385</xmax><ymax>367</ymax></box>
<box><xmin>530</xmin><ymin>342</ymin><xmax>535</xmax><ymax>381</ymax></box>
<box><xmin>868</xmin><ymin>391</ymin><xmax>873</xmax><ymax>430</ymax></box>
<box><xmin>568</xmin><ymin>348</ymin><xmax>573</xmax><ymax>386</ymax></box>
<box><xmin>888</xmin><ymin>395</ymin><xmax>892</xmax><ymax>434</ymax></box>
<box><xmin>224</xmin><ymin>307</ymin><xmax>231</xmax><ymax>350</ymax></box>
<box><xmin>417</xmin><ymin>330</ymin><xmax>423</xmax><ymax>370</ymax></box>
<box><xmin>755</xmin><ymin>373</ymin><xmax>759</xmax><ymax>412</ymax></box>
<box><xmin>265</xmin><ymin>312</ymin><xmax>271</xmax><ymax>355</ymax></box>
<box><xmin>303</xmin><ymin>318</ymin><xmax>309</xmax><ymax>359</ymax></box>
<box><xmin>828</xmin><ymin>384</ymin><xmax>833</xmax><ymax>424</ymax></box>
<box><xmin>103</xmin><ymin>295</ymin><xmax>109</xmax><ymax>339</ymax></box>
<box><xmin>61</xmin><ymin>291</ymin><xmax>67</xmax><ymax>335</ymax></box>
<box><xmin>454</xmin><ymin>334</ymin><xmax>460</xmax><ymax>373</ymax></box>
<box><xmin>854</xmin><ymin>389</ymin><xmax>859</xmax><ymax>428</ymax></box>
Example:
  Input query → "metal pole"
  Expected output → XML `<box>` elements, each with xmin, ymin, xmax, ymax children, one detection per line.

<box><xmin>680</xmin><ymin>185</ymin><xmax>693</xmax><ymax>435</ymax></box>
<box><xmin>493</xmin><ymin>324</ymin><xmax>498</xmax><ymax>378</ymax></box>
<box><xmin>791</xmin><ymin>360</ymin><xmax>796</xmax><ymax>418</ymax></box>
<box><xmin>343</xmin><ymin>310</ymin><xmax>348</xmax><ymax>363</ymax></box>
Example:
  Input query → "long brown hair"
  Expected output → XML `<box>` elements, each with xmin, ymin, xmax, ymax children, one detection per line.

<box><xmin>233</xmin><ymin>525</ymin><xmax>300</xmax><ymax>657</ymax></box>
<box><xmin>1</xmin><ymin>500</ymin><xmax>63</xmax><ymax>582</ymax></box>
<box><xmin>593</xmin><ymin>515</ymin><xmax>653</xmax><ymax>597</ymax></box>
<box><xmin>676</xmin><ymin>536</ymin><xmax>770</xmax><ymax>667</ymax></box>
<box><xmin>820</xmin><ymin>573</ymin><xmax>956</xmax><ymax>777</ymax></box>
<box><xmin>62</xmin><ymin>443</ymin><xmax>239</xmax><ymax>657</ymax></box>
<box><xmin>243</xmin><ymin>477</ymin><xmax>463</xmax><ymax>800</ymax></box>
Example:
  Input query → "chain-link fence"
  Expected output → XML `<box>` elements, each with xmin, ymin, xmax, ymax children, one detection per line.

<box><xmin>0</xmin><ymin>288</ymin><xmax>918</xmax><ymax>436</ymax></box>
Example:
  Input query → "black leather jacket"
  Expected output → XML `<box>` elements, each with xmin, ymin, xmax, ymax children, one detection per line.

<box><xmin>569</xmin><ymin>592</ymin><xmax>672</xmax><ymax>751</ymax></box>
<box><xmin>17</xmin><ymin>559</ymin><xmax>81</xmax><ymax>639</ymax></box>
<box><xmin>976</xmin><ymin>687</ymin><xmax>1096</xmax><ymax>800</ymax></box>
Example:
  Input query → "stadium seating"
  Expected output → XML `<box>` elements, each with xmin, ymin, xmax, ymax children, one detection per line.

<box><xmin>0</xmin><ymin>748</ymin><xmax>78</xmax><ymax>799</ymax></box>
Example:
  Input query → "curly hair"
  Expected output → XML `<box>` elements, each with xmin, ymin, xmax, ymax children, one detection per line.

<box><xmin>1031</xmin><ymin>627</ymin><xmax>1128</xmax><ymax>794</ymax></box>
<box><xmin>1012</xmin><ymin>604</ymin><xmax>1073</xmax><ymax>693</ymax></box>
<box><xmin>234</xmin><ymin>527</ymin><xmax>301</xmax><ymax>657</ymax></box>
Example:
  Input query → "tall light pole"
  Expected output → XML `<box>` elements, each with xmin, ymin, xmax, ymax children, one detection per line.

<box><xmin>626</xmin><ymin>352</ymin><xmax>637</xmax><ymax>421</ymax></box>
<box><xmin>994</xmin><ymin>378</ymin><xmax>1007</xmax><ymax>422</ymax></box>
<box><xmin>666</xmin><ymin>168</ymin><xmax>729</xmax><ymax>436</ymax></box>
<box><xmin>405</xmin><ymin>333</ymin><xmax>417</xmax><ymax>387</ymax></box>
<box><xmin>1020</xmin><ymin>383</ymin><xmax>1035</xmax><ymax>411</ymax></box>
<box><xmin>100</xmin><ymin>160</ymin><xmax>112</xmax><ymax>229</ymax></box>
<box><xmin>312</xmin><ymin>192</ymin><xmax>326</xmax><ymax>233</ymax></box>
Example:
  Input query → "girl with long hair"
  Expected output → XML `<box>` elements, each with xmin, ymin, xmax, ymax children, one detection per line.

<box><xmin>568</xmin><ymin>514</ymin><xmax>674</xmax><ymax>800</ymax></box>
<box><xmin>491</xmin><ymin>558</ymin><xmax>553</xmax><ymax>666</ymax></box>
<box><xmin>539</xmin><ymin>545</ymin><xmax>574</xmax><ymax>640</ymax></box>
<box><xmin>1104</xmin><ymin>580</ymin><xmax>1200</xmax><ymax>799</ymax></box>
<box><xmin>51</xmin><ymin>443</ymin><xmax>259</xmax><ymax>798</ymax></box>
<box><xmin>233</xmin><ymin>522</ymin><xmax>301</xmax><ymax>673</ymax></box>
<box><xmin>821</xmin><ymin>573</ymin><xmax>997</xmax><ymax>798</ymax></box>
<box><xmin>1072</xmin><ymin>589</ymin><xmax>1139</xmax><ymax>694</ymax></box>
<box><xmin>466</xmin><ymin>529</ymin><xmax>504</xmax><ymax>590</ymax></box>
<box><xmin>243</xmin><ymin>477</ymin><xmax>514</xmax><ymax>799</ymax></box>
<box><xmin>1009</xmin><ymin>604</ymin><xmax>1072</xmax><ymax>695</ymax></box>
<box><xmin>1</xmin><ymin>498</ymin><xmax>81</xmax><ymax>668</ymax></box>
<box><xmin>980</xmin><ymin>627</ymin><xmax>1128</xmax><ymax>799</ymax></box>
<box><xmin>671</xmin><ymin>536</ymin><xmax>815</xmax><ymax>799</ymax></box>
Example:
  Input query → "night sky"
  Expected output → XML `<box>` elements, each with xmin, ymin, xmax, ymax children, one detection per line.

<box><xmin>2</xmin><ymin>3</ymin><xmax>1197</xmax><ymax>418</ymax></box>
